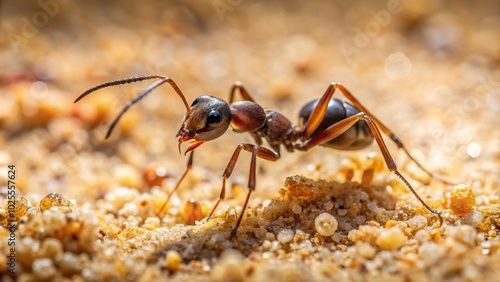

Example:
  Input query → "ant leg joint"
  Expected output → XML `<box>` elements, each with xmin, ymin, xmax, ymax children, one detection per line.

<box><xmin>390</xmin><ymin>134</ymin><xmax>404</xmax><ymax>148</ymax></box>
<box><xmin>293</xmin><ymin>143</ymin><xmax>307</xmax><ymax>152</ymax></box>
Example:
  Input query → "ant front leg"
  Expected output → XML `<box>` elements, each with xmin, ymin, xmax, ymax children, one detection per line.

<box><xmin>302</xmin><ymin>82</ymin><xmax>453</xmax><ymax>185</ymax></box>
<box><xmin>207</xmin><ymin>143</ymin><xmax>280</xmax><ymax>238</ymax></box>
<box><xmin>156</xmin><ymin>151</ymin><xmax>194</xmax><ymax>216</ymax></box>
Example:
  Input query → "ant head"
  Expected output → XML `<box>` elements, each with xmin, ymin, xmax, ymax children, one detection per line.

<box><xmin>177</xmin><ymin>95</ymin><xmax>231</xmax><ymax>154</ymax></box>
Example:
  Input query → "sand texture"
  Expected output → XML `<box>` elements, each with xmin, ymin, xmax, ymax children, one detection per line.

<box><xmin>1</xmin><ymin>0</ymin><xmax>499</xmax><ymax>281</ymax></box>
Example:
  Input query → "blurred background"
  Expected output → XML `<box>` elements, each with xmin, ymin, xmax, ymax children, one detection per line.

<box><xmin>0</xmin><ymin>0</ymin><xmax>499</xmax><ymax>209</ymax></box>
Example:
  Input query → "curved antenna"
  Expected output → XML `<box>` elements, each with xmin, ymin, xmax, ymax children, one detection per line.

<box><xmin>75</xmin><ymin>75</ymin><xmax>163</xmax><ymax>102</ymax></box>
<box><xmin>75</xmin><ymin>75</ymin><xmax>192</xmax><ymax>138</ymax></box>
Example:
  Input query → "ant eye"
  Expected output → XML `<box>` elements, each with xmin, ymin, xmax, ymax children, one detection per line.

<box><xmin>207</xmin><ymin>110</ymin><xmax>221</xmax><ymax>125</ymax></box>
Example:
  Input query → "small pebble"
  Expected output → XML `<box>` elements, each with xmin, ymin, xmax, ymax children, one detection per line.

<box><xmin>182</xmin><ymin>199</ymin><xmax>204</xmax><ymax>225</ymax></box>
<box><xmin>165</xmin><ymin>250</ymin><xmax>182</xmax><ymax>272</ymax></box>
<box><xmin>449</xmin><ymin>184</ymin><xmax>475</xmax><ymax>217</ymax></box>
<box><xmin>376</xmin><ymin>227</ymin><xmax>407</xmax><ymax>250</ymax></box>
<box><xmin>355</xmin><ymin>215</ymin><xmax>366</xmax><ymax>225</ymax></box>
<box><xmin>338</xmin><ymin>208</ymin><xmax>348</xmax><ymax>216</ymax></box>
<box><xmin>407</xmin><ymin>215</ymin><xmax>428</xmax><ymax>231</ymax></box>
<box><xmin>32</xmin><ymin>258</ymin><xmax>57</xmax><ymax>280</ymax></box>
<box><xmin>414</xmin><ymin>230</ymin><xmax>430</xmax><ymax>243</ymax></box>
<box><xmin>467</xmin><ymin>142</ymin><xmax>481</xmax><ymax>158</ymax></box>
<box><xmin>39</xmin><ymin>193</ymin><xmax>72</xmax><ymax>212</ymax></box>
<box><xmin>59</xmin><ymin>252</ymin><xmax>80</xmax><ymax>275</ymax></box>
<box><xmin>332</xmin><ymin>232</ymin><xmax>344</xmax><ymax>243</ymax></box>
<box><xmin>290</xmin><ymin>201</ymin><xmax>302</xmax><ymax>214</ymax></box>
<box><xmin>358</xmin><ymin>191</ymin><xmax>369</xmax><ymax>201</ymax></box>
<box><xmin>315</xmin><ymin>212</ymin><xmax>339</xmax><ymax>236</ymax></box>
<box><xmin>464</xmin><ymin>210</ymin><xmax>484</xmax><ymax>227</ymax></box>
<box><xmin>385</xmin><ymin>220</ymin><xmax>398</xmax><ymax>228</ymax></box>
<box><xmin>323</xmin><ymin>201</ymin><xmax>334</xmax><ymax>212</ymax></box>
<box><xmin>261</xmin><ymin>240</ymin><xmax>272</xmax><ymax>250</ymax></box>
<box><xmin>143</xmin><ymin>217</ymin><xmax>161</xmax><ymax>230</ymax></box>
<box><xmin>277</xmin><ymin>229</ymin><xmax>294</xmax><ymax>243</ymax></box>
<box><xmin>143</xmin><ymin>162</ymin><xmax>169</xmax><ymax>188</ymax></box>
<box><xmin>367</xmin><ymin>201</ymin><xmax>379</xmax><ymax>212</ymax></box>
<box><xmin>266</xmin><ymin>232</ymin><xmax>276</xmax><ymax>241</ymax></box>
<box><xmin>488</xmin><ymin>230</ymin><xmax>497</xmax><ymax>238</ymax></box>
<box><xmin>356</xmin><ymin>241</ymin><xmax>376</xmax><ymax>259</ymax></box>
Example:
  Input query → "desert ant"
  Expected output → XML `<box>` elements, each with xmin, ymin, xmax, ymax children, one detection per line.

<box><xmin>75</xmin><ymin>75</ymin><xmax>450</xmax><ymax>238</ymax></box>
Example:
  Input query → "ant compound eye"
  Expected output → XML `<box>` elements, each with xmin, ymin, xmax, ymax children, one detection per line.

<box><xmin>207</xmin><ymin>110</ymin><xmax>221</xmax><ymax>125</ymax></box>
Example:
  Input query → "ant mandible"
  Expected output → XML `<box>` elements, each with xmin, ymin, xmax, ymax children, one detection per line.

<box><xmin>75</xmin><ymin>75</ymin><xmax>450</xmax><ymax>238</ymax></box>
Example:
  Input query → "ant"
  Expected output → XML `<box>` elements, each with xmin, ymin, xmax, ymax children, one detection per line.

<box><xmin>75</xmin><ymin>75</ymin><xmax>450</xmax><ymax>238</ymax></box>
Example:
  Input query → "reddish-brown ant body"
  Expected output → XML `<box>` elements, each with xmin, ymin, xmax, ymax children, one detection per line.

<box><xmin>75</xmin><ymin>75</ymin><xmax>448</xmax><ymax>238</ymax></box>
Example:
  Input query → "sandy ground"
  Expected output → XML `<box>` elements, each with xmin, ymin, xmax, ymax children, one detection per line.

<box><xmin>1</xmin><ymin>0</ymin><xmax>500</xmax><ymax>281</ymax></box>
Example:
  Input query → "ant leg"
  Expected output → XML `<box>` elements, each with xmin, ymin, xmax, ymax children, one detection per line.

<box><xmin>299</xmin><ymin>112</ymin><xmax>441</xmax><ymax>215</ymax></box>
<box><xmin>300</xmin><ymin>83</ymin><xmax>341</xmax><ymax>137</ymax></box>
<box><xmin>302</xmin><ymin>82</ymin><xmax>453</xmax><ymax>185</ymax></box>
<box><xmin>208</xmin><ymin>144</ymin><xmax>279</xmax><ymax>219</ymax></box>
<box><xmin>207</xmin><ymin>143</ymin><xmax>279</xmax><ymax>237</ymax></box>
<box><xmin>228</xmin><ymin>81</ymin><xmax>256</xmax><ymax>103</ymax></box>
<box><xmin>335</xmin><ymin>84</ymin><xmax>454</xmax><ymax>185</ymax></box>
<box><xmin>156</xmin><ymin>151</ymin><xmax>194</xmax><ymax>216</ymax></box>
<box><xmin>230</xmin><ymin>147</ymin><xmax>258</xmax><ymax>239</ymax></box>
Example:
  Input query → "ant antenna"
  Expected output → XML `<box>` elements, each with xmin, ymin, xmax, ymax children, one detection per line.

<box><xmin>74</xmin><ymin>75</ymin><xmax>192</xmax><ymax>138</ymax></box>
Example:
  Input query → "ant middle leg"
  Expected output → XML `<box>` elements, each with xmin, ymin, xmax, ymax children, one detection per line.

<box><xmin>207</xmin><ymin>143</ymin><xmax>280</xmax><ymax>238</ymax></box>
<box><xmin>298</xmin><ymin>112</ymin><xmax>442</xmax><ymax>215</ymax></box>
<box><xmin>302</xmin><ymin>82</ymin><xmax>453</xmax><ymax>185</ymax></box>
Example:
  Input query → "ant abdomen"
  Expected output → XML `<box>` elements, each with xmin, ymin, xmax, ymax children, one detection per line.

<box><xmin>299</xmin><ymin>98</ymin><xmax>373</xmax><ymax>150</ymax></box>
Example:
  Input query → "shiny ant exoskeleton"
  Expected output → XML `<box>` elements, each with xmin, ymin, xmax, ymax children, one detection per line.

<box><xmin>75</xmin><ymin>75</ymin><xmax>450</xmax><ymax>238</ymax></box>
